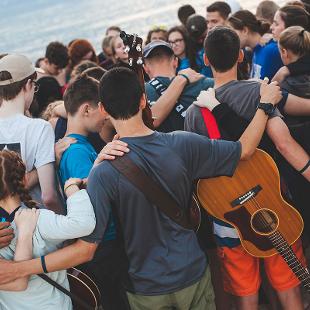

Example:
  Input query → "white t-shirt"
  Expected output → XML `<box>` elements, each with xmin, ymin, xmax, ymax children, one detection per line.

<box><xmin>0</xmin><ymin>114</ymin><xmax>55</xmax><ymax>203</ymax></box>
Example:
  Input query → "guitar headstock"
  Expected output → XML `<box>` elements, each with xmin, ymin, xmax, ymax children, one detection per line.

<box><xmin>120</xmin><ymin>31</ymin><xmax>143</xmax><ymax>69</ymax></box>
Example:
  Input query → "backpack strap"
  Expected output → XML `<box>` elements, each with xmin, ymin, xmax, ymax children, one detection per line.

<box><xmin>200</xmin><ymin>107</ymin><xmax>221</xmax><ymax>139</ymax></box>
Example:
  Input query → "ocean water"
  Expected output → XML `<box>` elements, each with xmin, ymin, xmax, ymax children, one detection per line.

<box><xmin>0</xmin><ymin>0</ymin><xmax>284</xmax><ymax>62</ymax></box>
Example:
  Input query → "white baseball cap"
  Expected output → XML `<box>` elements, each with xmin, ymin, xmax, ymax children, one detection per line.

<box><xmin>0</xmin><ymin>54</ymin><xmax>44</xmax><ymax>86</ymax></box>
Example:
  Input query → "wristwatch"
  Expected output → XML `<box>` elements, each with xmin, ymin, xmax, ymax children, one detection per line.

<box><xmin>257</xmin><ymin>102</ymin><xmax>276</xmax><ymax>116</ymax></box>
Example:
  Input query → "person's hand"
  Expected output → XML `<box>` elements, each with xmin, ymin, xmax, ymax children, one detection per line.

<box><xmin>64</xmin><ymin>178</ymin><xmax>85</xmax><ymax>197</ymax></box>
<box><xmin>0</xmin><ymin>222</ymin><xmax>14</xmax><ymax>249</ymax></box>
<box><xmin>272</xmin><ymin>66</ymin><xmax>290</xmax><ymax>83</ymax></box>
<box><xmin>193</xmin><ymin>88</ymin><xmax>221</xmax><ymax>111</ymax></box>
<box><xmin>14</xmin><ymin>208</ymin><xmax>39</xmax><ymax>237</ymax></box>
<box><xmin>93</xmin><ymin>139</ymin><xmax>130</xmax><ymax>166</ymax></box>
<box><xmin>178</xmin><ymin>68</ymin><xmax>203</xmax><ymax>84</ymax></box>
<box><xmin>260</xmin><ymin>78</ymin><xmax>282</xmax><ymax>105</ymax></box>
<box><xmin>55</xmin><ymin>137</ymin><xmax>77</xmax><ymax>166</ymax></box>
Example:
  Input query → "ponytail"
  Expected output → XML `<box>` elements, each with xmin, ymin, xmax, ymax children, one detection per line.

<box><xmin>228</xmin><ymin>10</ymin><xmax>270</xmax><ymax>36</ymax></box>
<box><xmin>279</xmin><ymin>26</ymin><xmax>310</xmax><ymax>57</ymax></box>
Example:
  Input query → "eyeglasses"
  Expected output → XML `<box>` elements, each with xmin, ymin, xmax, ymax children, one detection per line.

<box><xmin>32</xmin><ymin>80</ymin><xmax>39</xmax><ymax>93</ymax></box>
<box><xmin>168</xmin><ymin>38</ymin><xmax>184</xmax><ymax>46</ymax></box>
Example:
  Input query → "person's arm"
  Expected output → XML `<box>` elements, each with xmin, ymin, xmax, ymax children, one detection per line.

<box><xmin>0</xmin><ymin>222</ymin><xmax>14</xmax><ymax>249</ymax></box>
<box><xmin>53</xmin><ymin>102</ymin><xmax>67</xmax><ymax>119</ymax></box>
<box><xmin>37</xmin><ymin>179</ymin><xmax>95</xmax><ymax>241</ymax></box>
<box><xmin>0</xmin><ymin>208</ymin><xmax>38</xmax><ymax>291</ymax></box>
<box><xmin>37</xmin><ymin>163</ymin><xmax>63</xmax><ymax>214</ymax></box>
<box><xmin>0</xmin><ymin>239</ymin><xmax>97</xmax><ymax>285</ymax></box>
<box><xmin>266</xmin><ymin>117</ymin><xmax>310</xmax><ymax>181</ymax></box>
<box><xmin>25</xmin><ymin>169</ymin><xmax>39</xmax><ymax>190</ymax></box>
<box><xmin>238</xmin><ymin>79</ymin><xmax>282</xmax><ymax>160</ymax></box>
<box><xmin>151</xmin><ymin>68</ymin><xmax>203</xmax><ymax>127</ymax></box>
<box><xmin>282</xmin><ymin>94</ymin><xmax>310</xmax><ymax>116</ymax></box>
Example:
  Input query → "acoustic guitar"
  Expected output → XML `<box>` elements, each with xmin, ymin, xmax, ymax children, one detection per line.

<box><xmin>197</xmin><ymin>149</ymin><xmax>310</xmax><ymax>293</ymax></box>
<box><xmin>120</xmin><ymin>31</ymin><xmax>201</xmax><ymax>231</ymax></box>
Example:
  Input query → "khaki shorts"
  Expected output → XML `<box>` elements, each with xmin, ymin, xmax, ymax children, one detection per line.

<box><xmin>126</xmin><ymin>266</ymin><xmax>215</xmax><ymax>310</ymax></box>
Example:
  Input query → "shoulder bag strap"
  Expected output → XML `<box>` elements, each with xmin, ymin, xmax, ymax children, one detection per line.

<box><xmin>200</xmin><ymin>107</ymin><xmax>221</xmax><ymax>139</ymax></box>
<box><xmin>38</xmin><ymin>274</ymin><xmax>93</xmax><ymax>310</ymax></box>
<box><xmin>110</xmin><ymin>156</ymin><xmax>193</xmax><ymax>230</ymax></box>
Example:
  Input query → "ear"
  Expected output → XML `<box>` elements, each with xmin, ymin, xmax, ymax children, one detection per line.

<box><xmin>80</xmin><ymin>103</ymin><xmax>91</xmax><ymax>116</ymax></box>
<box><xmin>98</xmin><ymin>102</ymin><xmax>109</xmax><ymax>118</ymax></box>
<box><xmin>139</xmin><ymin>94</ymin><xmax>147</xmax><ymax>110</ymax></box>
<box><xmin>172</xmin><ymin>56</ymin><xmax>178</xmax><ymax>69</ymax></box>
<box><xmin>237</xmin><ymin>49</ymin><xmax>244</xmax><ymax>64</ymax></box>
<box><xmin>203</xmin><ymin>53</ymin><xmax>210</xmax><ymax>66</ymax></box>
<box><xmin>24</xmin><ymin>79</ymin><xmax>33</xmax><ymax>92</ymax></box>
<box><xmin>143</xmin><ymin>62</ymin><xmax>151</xmax><ymax>76</ymax></box>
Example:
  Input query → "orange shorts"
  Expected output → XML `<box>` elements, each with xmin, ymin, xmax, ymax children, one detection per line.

<box><xmin>217</xmin><ymin>239</ymin><xmax>306</xmax><ymax>296</ymax></box>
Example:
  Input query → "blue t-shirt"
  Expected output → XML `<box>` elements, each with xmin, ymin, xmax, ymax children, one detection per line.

<box><xmin>196</xmin><ymin>48</ymin><xmax>213</xmax><ymax>78</ymax></box>
<box><xmin>251</xmin><ymin>40</ymin><xmax>283</xmax><ymax>80</ymax></box>
<box><xmin>59</xmin><ymin>133</ymin><xmax>116</xmax><ymax>242</ymax></box>
<box><xmin>176</xmin><ymin>57</ymin><xmax>190</xmax><ymax>73</ymax></box>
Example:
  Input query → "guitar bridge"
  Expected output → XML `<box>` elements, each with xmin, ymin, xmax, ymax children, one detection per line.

<box><xmin>231</xmin><ymin>185</ymin><xmax>262</xmax><ymax>207</ymax></box>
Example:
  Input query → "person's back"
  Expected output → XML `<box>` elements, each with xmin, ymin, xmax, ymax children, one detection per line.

<box><xmin>0</xmin><ymin>55</ymin><xmax>61</xmax><ymax>212</ymax></box>
<box><xmin>0</xmin><ymin>150</ymin><xmax>95</xmax><ymax>310</ymax></box>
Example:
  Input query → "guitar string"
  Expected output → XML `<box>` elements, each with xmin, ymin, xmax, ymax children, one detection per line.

<box><xmin>246</xmin><ymin>196</ymin><xmax>310</xmax><ymax>284</ymax></box>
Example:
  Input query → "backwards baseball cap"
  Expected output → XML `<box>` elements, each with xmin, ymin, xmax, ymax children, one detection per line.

<box><xmin>0</xmin><ymin>54</ymin><xmax>44</xmax><ymax>86</ymax></box>
<box><xmin>143</xmin><ymin>40</ymin><xmax>174</xmax><ymax>58</ymax></box>
<box><xmin>186</xmin><ymin>14</ymin><xmax>207</xmax><ymax>40</ymax></box>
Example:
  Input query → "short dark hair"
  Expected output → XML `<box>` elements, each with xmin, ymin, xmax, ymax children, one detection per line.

<box><xmin>0</xmin><ymin>71</ymin><xmax>36</xmax><ymax>101</ymax></box>
<box><xmin>45</xmin><ymin>41</ymin><xmax>69</xmax><ymax>68</ymax></box>
<box><xmin>64</xmin><ymin>74</ymin><xmax>99</xmax><ymax>115</ymax></box>
<box><xmin>99</xmin><ymin>67</ymin><xmax>143</xmax><ymax>120</ymax></box>
<box><xmin>178</xmin><ymin>4</ymin><xmax>196</xmax><ymax>25</ymax></box>
<box><xmin>204</xmin><ymin>26</ymin><xmax>240</xmax><ymax>72</ymax></box>
<box><xmin>207</xmin><ymin>1</ymin><xmax>231</xmax><ymax>19</ymax></box>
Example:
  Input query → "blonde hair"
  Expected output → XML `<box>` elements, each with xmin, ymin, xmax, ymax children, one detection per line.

<box><xmin>41</xmin><ymin>100</ymin><xmax>64</xmax><ymax>120</ymax></box>
<box><xmin>279</xmin><ymin>25</ymin><xmax>310</xmax><ymax>57</ymax></box>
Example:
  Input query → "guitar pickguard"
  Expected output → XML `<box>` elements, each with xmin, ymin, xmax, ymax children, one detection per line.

<box><xmin>224</xmin><ymin>206</ymin><xmax>273</xmax><ymax>251</ymax></box>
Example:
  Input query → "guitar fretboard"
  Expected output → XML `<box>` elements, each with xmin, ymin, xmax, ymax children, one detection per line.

<box><xmin>269</xmin><ymin>231</ymin><xmax>310</xmax><ymax>293</ymax></box>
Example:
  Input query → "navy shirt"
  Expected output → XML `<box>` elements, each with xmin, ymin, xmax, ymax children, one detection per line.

<box><xmin>84</xmin><ymin>131</ymin><xmax>241</xmax><ymax>295</ymax></box>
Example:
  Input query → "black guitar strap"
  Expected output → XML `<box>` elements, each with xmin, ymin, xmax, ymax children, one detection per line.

<box><xmin>110</xmin><ymin>155</ymin><xmax>193</xmax><ymax>230</ymax></box>
<box><xmin>38</xmin><ymin>274</ymin><xmax>93</xmax><ymax>310</ymax></box>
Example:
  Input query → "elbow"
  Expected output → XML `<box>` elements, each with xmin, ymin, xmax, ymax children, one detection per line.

<box><xmin>240</xmin><ymin>149</ymin><xmax>254</xmax><ymax>161</ymax></box>
<box><xmin>41</xmin><ymin>192</ymin><xmax>57</xmax><ymax>208</ymax></box>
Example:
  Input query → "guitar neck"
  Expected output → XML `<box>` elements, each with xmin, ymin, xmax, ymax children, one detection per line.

<box><xmin>269</xmin><ymin>231</ymin><xmax>310</xmax><ymax>293</ymax></box>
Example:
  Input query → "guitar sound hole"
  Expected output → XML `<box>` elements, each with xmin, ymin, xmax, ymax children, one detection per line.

<box><xmin>251</xmin><ymin>209</ymin><xmax>278</xmax><ymax>235</ymax></box>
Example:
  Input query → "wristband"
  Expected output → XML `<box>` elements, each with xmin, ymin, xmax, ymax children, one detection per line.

<box><xmin>299</xmin><ymin>159</ymin><xmax>310</xmax><ymax>174</ymax></box>
<box><xmin>41</xmin><ymin>255</ymin><xmax>48</xmax><ymax>273</ymax></box>
<box><xmin>64</xmin><ymin>182</ymin><xmax>79</xmax><ymax>193</ymax></box>
<box><xmin>178</xmin><ymin>73</ymin><xmax>190</xmax><ymax>85</ymax></box>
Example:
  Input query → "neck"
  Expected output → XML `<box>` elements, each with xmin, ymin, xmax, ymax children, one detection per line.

<box><xmin>212</xmin><ymin>65</ymin><xmax>238</xmax><ymax>88</ymax></box>
<box><xmin>112</xmin><ymin>111</ymin><xmax>154</xmax><ymax>138</ymax></box>
<box><xmin>0</xmin><ymin>96</ymin><xmax>25</xmax><ymax>118</ymax></box>
<box><xmin>247</xmin><ymin>32</ymin><xmax>262</xmax><ymax>49</ymax></box>
<box><xmin>178</xmin><ymin>52</ymin><xmax>186</xmax><ymax>59</ymax></box>
<box><xmin>66</xmin><ymin>117</ymin><xmax>89</xmax><ymax>137</ymax></box>
<box><xmin>0</xmin><ymin>196</ymin><xmax>21</xmax><ymax>214</ymax></box>
<box><xmin>148</xmin><ymin>64</ymin><xmax>176</xmax><ymax>79</ymax></box>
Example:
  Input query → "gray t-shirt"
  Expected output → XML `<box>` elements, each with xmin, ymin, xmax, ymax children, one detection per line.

<box><xmin>84</xmin><ymin>131</ymin><xmax>241</xmax><ymax>295</ymax></box>
<box><xmin>185</xmin><ymin>80</ymin><xmax>283</xmax><ymax>136</ymax></box>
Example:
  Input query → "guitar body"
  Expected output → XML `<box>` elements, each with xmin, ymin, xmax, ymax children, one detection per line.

<box><xmin>197</xmin><ymin>149</ymin><xmax>303</xmax><ymax>257</ymax></box>
<box><xmin>67</xmin><ymin>267</ymin><xmax>101</xmax><ymax>310</ymax></box>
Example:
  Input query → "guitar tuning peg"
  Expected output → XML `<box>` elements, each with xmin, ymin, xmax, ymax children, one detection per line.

<box><xmin>137</xmin><ymin>57</ymin><xmax>143</xmax><ymax>65</ymax></box>
<box><xmin>136</xmin><ymin>44</ymin><xmax>142</xmax><ymax>52</ymax></box>
<box><xmin>129</xmin><ymin>58</ymin><xmax>133</xmax><ymax>66</ymax></box>
<box><xmin>124</xmin><ymin>46</ymin><xmax>130</xmax><ymax>53</ymax></box>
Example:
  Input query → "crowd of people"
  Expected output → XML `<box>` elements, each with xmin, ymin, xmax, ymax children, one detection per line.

<box><xmin>1</xmin><ymin>0</ymin><xmax>310</xmax><ymax>309</ymax></box>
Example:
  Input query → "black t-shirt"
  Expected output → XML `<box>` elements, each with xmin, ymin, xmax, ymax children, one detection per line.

<box><xmin>0</xmin><ymin>206</ymin><xmax>21</xmax><ymax>223</ymax></box>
